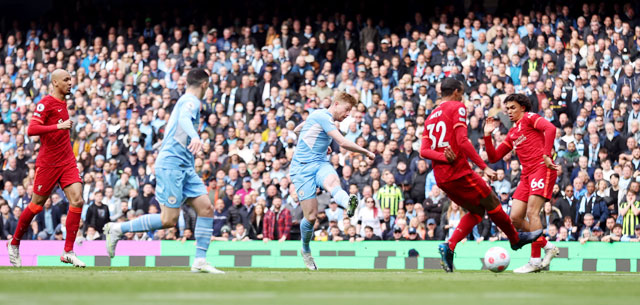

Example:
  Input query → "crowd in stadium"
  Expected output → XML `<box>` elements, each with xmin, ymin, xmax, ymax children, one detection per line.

<box><xmin>0</xmin><ymin>1</ymin><xmax>639</xmax><ymax>245</ymax></box>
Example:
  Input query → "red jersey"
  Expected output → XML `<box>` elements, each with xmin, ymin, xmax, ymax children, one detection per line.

<box><xmin>422</xmin><ymin>101</ymin><xmax>474</xmax><ymax>183</ymax></box>
<box><xmin>30</xmin><ymin>95</ymin><xmax>76</xmax><ymax>168</ymax></box>
<box><xmin>500</xmin><ymin>112</ymin><xmax>554</xmax><ymax>175</ymax></box>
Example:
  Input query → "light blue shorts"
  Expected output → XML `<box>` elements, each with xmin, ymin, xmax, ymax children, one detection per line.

<box><xmin>155</xmin><ymin>167</ymin><xmax>208</xmax><ymax>208</ymax></box>
<box><xmin>290</xmin><ymin>160</ymin><xmax>337</xmax><ymax>201</ymax></box>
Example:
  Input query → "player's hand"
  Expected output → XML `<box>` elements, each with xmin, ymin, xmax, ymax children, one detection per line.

<box><xmin>187</xmin><ymin>138</ymin><xmax>203</xmax><ymax>155</ymax></box>
<box><xmin>484</xmin><ymin>167</ymin><xmax>497</xmax><ymax>181</ymax></box>
<box><xmin>444</xmin><ymin>146</ymin><xmax>456</xmax><ymax>163</ymax></box>
<box><xmin>543</xmin><ymin>155</ymin><xmax>561</xmax><ymax>171</ymax></box>
<box><xmin>484</xmin><ymin>117</ymin><xmax>498</xmax><ymax>136</ymax></box>
<box><xmin>57</xmin><ymin>119</ymin><xmax>72</xmax><ymax>130</ymax></box>
<box><xmin>366</xmin><ymin>151</ymin><xmax>376</xmax><ymax>161</ymax></box>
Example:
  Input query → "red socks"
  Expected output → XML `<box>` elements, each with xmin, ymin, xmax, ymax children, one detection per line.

<box><xmin>64</xmin><ymin>206</ymin><xmax>82</xmax><ymax>252</ymax></box>
<box><xmin>487</xmin><ymin>205</ymin><xmax>519</xmax><ymax>244</ymax></box>
<box><xmin>531</xmin><ymin>235</ymin><xmax>547</xmax><ymax>258</ymax></box>
<box><xmin>11</xmin><ymin>202</ymin><xmax>43</xmax><ymax>246</ymax></box>
<box><xmin>448</xmin><ymin>213</ymin><xmax>482</xmax><ymax>251</ymax></box>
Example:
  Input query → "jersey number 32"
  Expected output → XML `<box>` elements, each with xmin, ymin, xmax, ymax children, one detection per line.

<box><xmin>426</xmin><ymin>121</ymin><xmax>449</xmax><ymax>150</ymax></box>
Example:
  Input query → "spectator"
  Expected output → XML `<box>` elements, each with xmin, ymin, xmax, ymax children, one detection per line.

<box><xmin>248</xmin><ymin>203</ymin><xmax>265</xmax><ymax>240</ymax></box>
<box><xmin>35</xmin><ymin>200</ymin><xmax>61</xmax><ymax>240</ymax></box>
<box><xmin>356</xmin><ymin>197</ymin><xmax>383</xmax><ymax>237</ymax></box>
<box><xmin>263</xmin><ymin>197</ymin><xmax>291</xmax><ymax>241</ymax></box>
<box><xmin>619</xmin><ymin>191</ymin><xmax>640</xmax><ymax>236</ymax></box>
<box><xmin>0</xmin><ymin>203</ymin><xmax>17</xmax><ymax>239</ymax></box>
<box><xmin>376</xmin><ymin>170</ymin><xmax>403</xmax><ymax>216</ymax></box>
<box><xmin>84</xmin><ymin>192</ymin><xmax>110</xmax><ymax>236</ymax></box>
<box><xmin>442</xmin><ymin>202</ymin><xmax>464</xmax><ymax>241</ymax></box>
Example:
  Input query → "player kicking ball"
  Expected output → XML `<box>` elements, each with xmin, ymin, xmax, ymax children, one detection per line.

<box><xmin>290</xmin><ymin>92</ymin><xmax>375</xmax><ymax>270</ymax></box>
<box><xmin>420</xmin><ymin>78</ymin><xmax>542</xmax><ymax>272</ymax></box>
<box><xmin>103</xmin><ymin>68</ymin><xmax>223</xmax><ymax>273</ymax></box>
<box><xmin>7</xmin><ymin>69</ymin><xmax>86</xmax><ymax>267</ymax></box>
<box><xmin>484</xmin><ymin>93</ymin><xmax>560</xmax><ymax>273</ymax></box>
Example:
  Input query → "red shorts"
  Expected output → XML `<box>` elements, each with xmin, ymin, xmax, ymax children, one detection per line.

<box><xmin>33</xmin><ymin>164</ymin><xmax>82</xmax><ymax>197</ymax></box>
<box><xmin>512</xmin><ymin>166</ymin><xmax>557</xmax><ymax>202</ymax></box>
<box><xmin>438</xmin><ymin>172</ymin><xmax>492</xmax><ymax>207</ymax></box>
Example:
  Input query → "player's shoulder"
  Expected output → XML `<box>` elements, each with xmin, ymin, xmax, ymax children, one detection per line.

<box><xmin>524</xmin><ymin>112</ymin><xmax>540</xmax><ymax>121</ymax></box>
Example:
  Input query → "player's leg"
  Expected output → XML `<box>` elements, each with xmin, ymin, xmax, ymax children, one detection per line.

<box><xmin>290</xmin><ymin>162</ymin><xmax>320</xmax><ymax>269</ymax></box>
<box><xmin>318</xmin><ymin>162</ymin><xmax>358</xmax><ymax>217</ymax></box>
<box><xmin>7</xmin><ymin>166</ymin><xmax>56</xmax><ymax>267</ymax></box>
<box><xmin>104</xmin><ymin>168</ymin><xmax>181</xmax><ymax>258</ymax></box>
<box><xmin>183</xmin><ymin>171</ymin><xmax>224</xmax><ymax>274</ymax></box>
<box><xmin>60</xmin><ymin>181</ymin><xmax>87</xmax><ymax>267</ymax></box>
<box><xmin>436</xmin><ymin>175</ymin><xmax>488</xmax><ymax>272</ymax></box>
<box><xmin>478</xmin><ymin>192</ymin><xmax>542</xmax><ymax>250</ymax></box>
<box><xmin>300</xmin><ymin>197</ymin><xmax>319</xmax><ymax>270</ymax></box>
<box><xmin>6</xmin><ymin>193</ymin><xmax>47</xmax><ymax>267</ymax></box>
<box><xmin>526</xmin><ymin>194</ymin><xmax>559</xmax><ymax>270</ymax></box>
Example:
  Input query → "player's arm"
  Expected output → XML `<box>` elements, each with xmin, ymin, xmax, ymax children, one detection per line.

<box><xmin>293</xmin><ymin>121</ymin><xmax>305</xmax><ymax>137</ymax></box>
<box><xmin>179</xmin><ymin>100</ymin><xmax>202</xmax><ymax>154</ymax></box>
<box><xmin>532</xmin><ymin>115</ymin><xmax>561</xmax><ymax>170</ymax></box>
<box><xmin>27</xmin><ymin>114</ymin><xmax>71</xmax><ymax>136</ymax></box>
<box><xmin>327</xmin><ymin>129</ymin><xmax>375</xmax><ymax>160</ymax></box>
<box><xmin>419</xmin><ymin>125</ymin><xmax>449</xmax><ymax>163</ymax></box>
<box><xmin>482</xmin><ymin>118</ymin><xmax>512</xmax><ymax>163</ymax></box>
<box><xmin>453</xmin><ymin>122</ymin><xmax>488</xmax><ymax>169</ymax></box>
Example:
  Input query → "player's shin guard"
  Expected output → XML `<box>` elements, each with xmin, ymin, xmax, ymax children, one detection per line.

<box><xmin>531</xmin><ymin>235</ymin><xmax>546</xmax><ymax>259</ymax></box>
<box><xmin>64</xmin><ymin>206</ymin><xmax>82</xmax><ymax>252</ymax></box>
<box><xmin>487</xmin><ymin>205</ymin><xmax>519</xmax><ymax>243</ymax></box>
<box><xmin>11</xmin><ymin>202</ymin><xmax>43</xmax><ymax>246</ymax></box>
<box><xmin>300</xmin><ymin>217</ymin><xmax>315</xmax><ymax>253</ymax></box>
<box><xmin>194</xmin><ymin>216</ymin><xmax>214</xmax><ymax>258</ymax></box>
<box><xmin>120</xmin><ymin>214</ymin><xmax>163</xmax><ymax>233</ymax></box>
<box><xmin>448</xmin><ymin>213</ymin><xmax>482</xmax><ymax>252</ymax></box>
<box><xmin>330</xmin><ymin>186</ymin><xmax>349</xmax><ymax>208</ymax></box>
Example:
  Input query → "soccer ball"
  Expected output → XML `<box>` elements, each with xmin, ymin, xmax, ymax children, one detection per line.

<box><xmin>484</xmin><ymin>246</ymin><xmax>510</xmax><ymax>273</ymax></box>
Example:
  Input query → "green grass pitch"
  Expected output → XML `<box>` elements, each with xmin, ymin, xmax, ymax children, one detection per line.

<box><xmin>0</xmin><ymin>267</ymin><xmax>638</xmax><ymax>305</ymax></box>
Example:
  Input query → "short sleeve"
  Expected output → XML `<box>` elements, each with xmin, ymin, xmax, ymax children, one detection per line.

<box><xmin>184</xmin><ymin>98</ymin><xmax>200</xmax><ymax>119</ymax></box>
<box><xmin>452</xmin><ymin>105</ymin><xmax>467</xmax><ymax>129</ymax></box>
<box><xmin>32</xmin><ymin>101</ymin><xmax>47</xmax><ymax>123</ymax></box>
<box><xmin>526</xmin><ymin>112</ymin><xmax>543</xmax><ymax>129</ymax></box>
<box><xmin>319</xmin><ymin>112</ymin><xmax>337</xmax><ymax>134</ymax></box>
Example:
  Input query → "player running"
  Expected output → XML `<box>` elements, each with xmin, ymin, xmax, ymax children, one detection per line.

<box><xmin>103</xmin><ymin>68</ymin><xmax>223</xmax><ymax>273</ymax></box>
<box><xmin>291</xmin><ymin>92</ymin><xmax>375</xmax><ymax>270</ymax></box>
<box><xmin>7</xmin><ymin>69</ymin><xmax>86</xmax><ymax>267</ymax></box>
<box><xmin>420</xmin><ymin>78</ymin><xmax>541</xmax><ymax>272</ymax></box>
<box><xmin>483</xmin><ymin>93</ymin><xmax>560</xmax><ymax>273</ymax></box>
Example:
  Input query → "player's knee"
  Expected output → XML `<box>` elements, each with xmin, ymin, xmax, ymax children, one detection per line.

<box><xmin>161</xmin><ymin>217</ymin><xmax>178</xmax><ymax>228</ymax></box>
<box><xmin>305</xmin><ymin>214</ymin><xmax>317</xmax><ymax>223</ymax></box>
<box><xmin>199</xmin><ymin>204</ymin><xmax>214</xmax><ymax>216</ymax></box>
<box><xmin>510</xmin><ymin>216</ymin><xmax>522</xmax><ymax>228</ymax></box>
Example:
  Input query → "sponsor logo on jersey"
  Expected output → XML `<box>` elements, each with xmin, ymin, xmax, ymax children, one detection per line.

<box><xmin>58</xmin><ymin>119</ymin><xmax>63</xmax><ymax>124</ymax></box>
<box><xmin>34</xmin><ymin>113</ymin><xmax>41</xmax><ymax>117</ymax></box>
<box><xmin>298</xmin><ymin>190</ymin><xmax>304</xmax><ymax>198</ymax></box>
<box><xmin>513</xmin><ymin>135</ymin><xmax>527</xmax><ymax>149</ymax></box>
<box><xmin>38</xmin><ymin>185</ymin><xmax>42</xmax><ymax>191</ymax></box>
<box><xmin>458</xmin><ymin>107</ymin><xmax>466</xmax><ymax>116</ymax></box>
<box><xmin>168</xmin><ymin>196</ymin><xmax>177</xmax><ymax>204</ymax></box>
<box><xmin>36</xmin><ymin>104</ymin><xmax>45</xmax><ymax>112</ymax></box>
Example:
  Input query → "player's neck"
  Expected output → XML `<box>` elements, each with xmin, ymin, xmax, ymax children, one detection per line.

<box><xmin>51</xmin><ymin>91</ymin><xmax>65</xmax><ymax>102</ymax></box>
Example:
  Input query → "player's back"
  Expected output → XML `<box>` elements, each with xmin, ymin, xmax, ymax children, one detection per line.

<box><xmin>156</xmin><ymin>93</ymin><xmax>201</xmax><ymax>169</ymax></box>
<box><xmin>32</xmin><ymin>95</ymin><xmax>75</xmax><ymax>167</ymax></box>
<box><xmin>423</xmin><ymin>100</ymin><xmax>473</xmax><ymax>183</ymax></box>
<box><xmin>292</xmin><ymin>108</ymin><xmax>336</xmax><ymax>164</ymax></box>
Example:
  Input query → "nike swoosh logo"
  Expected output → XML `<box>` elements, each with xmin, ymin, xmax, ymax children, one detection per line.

<box><xmin>58</xmin><ymin>109</ymin><xmax>62</xmax><ymax>112</ymax></box>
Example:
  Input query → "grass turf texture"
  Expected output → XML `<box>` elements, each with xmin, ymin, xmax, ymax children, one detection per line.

<box><xmin>0</xmin><ymin>267</ymin><xmax>638</xmax><ymax>305</ymax></box>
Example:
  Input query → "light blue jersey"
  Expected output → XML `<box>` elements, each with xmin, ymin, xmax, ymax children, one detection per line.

<box><xmin>156</xmin><ymin>93</ymin><xmax>201</xmax><ymax>169</ymax></box>
<box><xmin>290</xmin><ymin>108</ymin><xmax>338</xmax><ymax>201</ymax></box>
<box><xmin>291</xmin><ymin>108</ymin><xmax>337</xmax><ymax>164</ymax></box>
<box><xmin>155</xmin><ymin>93</ymin><xmax>207</xmax><ymax>207</ymax></box>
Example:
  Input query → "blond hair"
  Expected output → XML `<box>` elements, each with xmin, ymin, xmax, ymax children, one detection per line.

<box><xmin>334</xmin><ymin>91</ymin><xmax>358</xmax><ymax>107</ymax></box>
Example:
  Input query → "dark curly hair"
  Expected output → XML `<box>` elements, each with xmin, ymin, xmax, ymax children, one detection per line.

<box><xmin>504</xmin><ymin>93</ymin><xmax>532</xmax><ymax>112</ymax></box>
